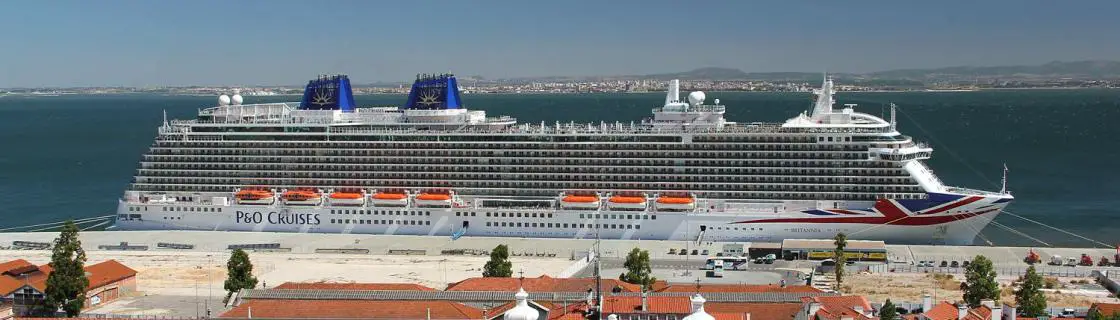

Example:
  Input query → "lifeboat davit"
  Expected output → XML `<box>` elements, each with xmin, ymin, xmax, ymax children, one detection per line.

<box><xmin>328</xmin><ymin>189</ymin><xmax>366</xmax><ymax>206</ymax></box>
<box><xmin>560</xmin><ymin>193</ymin><xmax>601</xmax><ymax>210</ymax></box>
<box><xmin>607</xmin><ymin>193</ymin><xmax>648</xmax><ymax>210</ymax></box>
<box><xmin>654</xmin><ymin>194</ymin><xmax>696</xmax><ymax>211</ymax></box>
<box><xmin>281</xmin><ymin>188</ymin><xmax>322</xmax><ymax>206</ymax></box>
<box><xmin>415</xmin><ymin>191</ymin><xmax>454</xmax><ymax>208</ymax></box>
<box><xmin>235</xmin><ymin>188</ymin><xmax>275</xmax><ymax>205</ymax></box>
<box><xmin>370</xmin><ymin>190</ymin><xmax>409</xmax><ymax>207</ymax></box>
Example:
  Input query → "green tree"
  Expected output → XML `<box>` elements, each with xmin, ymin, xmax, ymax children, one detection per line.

<box><xmin>483</xmin><ymin>244</ymin><xmax>513</xmax><ymax>277</ymax></box>
<box><xmin>962</xmin><ymin>255</ymin><xmax>999</xmax><ymax>307</ymax></box>
<box><xmin>619</xmin><ymin>248</ymin><xmax>656</xmax><ymax>290</ymax></box>
<box><xmin>879</xmin><ymin>299</ymin><xmax>899</xmax><ymax>320</ymax></box>
<box><xmin>1015</xmin><ymin>266</ymin><xmax>1047</xmax><ymax>317</ymax></box>
<box><xmin>223</xmin><ymin>249</ymin><xmax>258</xmax><ymax>299</ymax></box>
<box><xmin>833</xmin><ymin>232</ymin><xmax>847</xmax><ymax>289</ymax></box>
<box><xmin>42</xmin><ymin>220</ymin><xmax>89</xmax><ymax>317</ymax></box>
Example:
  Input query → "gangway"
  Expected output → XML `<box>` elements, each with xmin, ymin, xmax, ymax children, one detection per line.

<box><xmin>695</xmin><ymin>226</ymin><xmax>706</xmax><ymax>245</ymax></box>
<box><xmin>451</xmin><ymin>222</ymin><xmax>468</xmax><ymax>240</ymax></box>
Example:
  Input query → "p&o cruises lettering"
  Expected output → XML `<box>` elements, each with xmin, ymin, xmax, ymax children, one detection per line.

<box><xmin>236</xmin><ymin>211</ymin><xmax>321</xmax><ymax>225</ymax></box>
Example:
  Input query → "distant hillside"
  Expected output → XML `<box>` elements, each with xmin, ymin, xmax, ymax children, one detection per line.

<box><xmin>870</xmin><ymin>60</ymin><xmax>1120</xmax><ymax>79</ymax></box>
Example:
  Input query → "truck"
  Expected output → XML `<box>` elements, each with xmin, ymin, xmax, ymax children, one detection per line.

<box><xmin>1049</xmin><ymin>255</ymin><xmax>1063</xmax><ymax>266</ymax></box>
<box><xmin>1064</xmin><ymin>257</ymin><xmax>1078</xmax><ymax>267</ymax></box>
<box><xmin>1080</xmin><ymin>254</ymin><xmax>1093</xmax><ymax>266</ymax></box>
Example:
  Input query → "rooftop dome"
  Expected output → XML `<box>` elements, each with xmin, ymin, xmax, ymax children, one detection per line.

<box><xmin>682</xmin><ymin>294</ymin><xmax>714</xmax><ymax>320</ymax></box>
<box><xmin>504</xmin><ymin>287</ymin><xmax>538</xmax><ymax>320</ymax></box>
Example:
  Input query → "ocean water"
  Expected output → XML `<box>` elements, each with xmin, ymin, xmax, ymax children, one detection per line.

<box><xmin>0</xmin><ymin>90</ymin><xmax>1118</xmax><ymax>247</ymax></box>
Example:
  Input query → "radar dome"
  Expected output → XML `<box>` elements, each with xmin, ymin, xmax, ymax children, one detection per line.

<box><xmin>714</xmin><ymin>98</ymin><xmax>720</xmax><ymax>105</ymax></box>
<box><xmin>231</xmin><ymin>94</ymin><xmax>244</xmax><ymax>105</ymax></box>
<box><xmin>218</xmin><ymin>94</ymin><xmax>231</xmax><ymax>106</ymax></box>
<box><xmin>687</xmin><ymin>91</ymin><xmax>706</xmax><ymax>105</ymax></box>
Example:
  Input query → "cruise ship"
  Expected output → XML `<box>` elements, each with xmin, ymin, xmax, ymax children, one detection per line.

<box><xmin>113</xmin><ymin>73</ymin><xmax>1013</xmax><ymax>245</ymax></box>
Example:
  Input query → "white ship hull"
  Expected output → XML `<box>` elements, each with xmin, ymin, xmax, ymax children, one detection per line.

<box><xmin>115</xmin><ymin>194</ymin><xmax>1009</xmax><ymax>245</ymax></box>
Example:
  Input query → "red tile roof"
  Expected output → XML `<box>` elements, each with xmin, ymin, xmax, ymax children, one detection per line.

<box><xmin>599</xmin><ymin>296</ymin><xmax>693</xmax><ymax>314</ymax></box>
<box><xmin>802</xmin><ymin>296</ymin><xmax>874</xmax><ymax>320</ymax></box>
<box><xmin>924</xmin><ymin>301</ymin><xmax>962</xmax><ymax>320</ymax></box>
<box><xmin>923</xmin><ymin>301</ymin><xmax>1003</xmax><ymax>320</ymax></box>
<box><xmin>1092</xmin><ymin>303</ymin><xmax>1120</xmax><ymax>317</ymax></box>
<box><xmin>713</xmin><ymin>313</ymin><xmax>749</xmax><ymax>320</ymax></box>
<box><xmin>707</xmin><ymin>302</ymin><xmax>803</xmax><ymax>320</ymax></box>
<box><xmin>274</xmin><ymin>282</ymin><xmax>436</xmax><ymax>291</ymax></box>
<box><xmin>221</xmin><ymin>299</ymin><xmax>483</xmax><ymax>319</ymax></box>
<box><xmin>659</xmin><ymin>284</ymin><xmax>821</xmax><ymax>294</ymax></box>
<box><xmin>0</xmin><ymin>276</ymin><xmax>26</xmax><ymax>296</ymax></box>
<box><xmin>84</xmin><ymin>260</ymin><xmax>137</xmax><ymax>289</ymax></box>
<box><xmin>446</xmin><ymin>275</ymin><xmax>641</xmax><ymax>293</ymax></box>
<box><xmin>0</xmin><ymin>259</ymin><xmax>34</xmax><ymax>275</ymax></box>
<box><xmin>0</xmin><ymin>260</ymin><xmax>136</xmax><ymax>295</ymax></box>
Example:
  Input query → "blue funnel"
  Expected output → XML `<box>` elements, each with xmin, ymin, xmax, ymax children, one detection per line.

<box><xmin>299</xmin><ymin>75</ymin><xmax>356</xmax><ymax>112</ymax></box>
<box><xmin>404</xmin><ymin>73</ymin><xmax>462</xmax><ymax>110</ymax></box>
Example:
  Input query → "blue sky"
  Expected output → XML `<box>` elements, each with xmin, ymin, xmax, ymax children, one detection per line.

<box><xmin>1</xmin><ymin>0</ymin><xmax>1117</xmax><ymax>87</ymax></box>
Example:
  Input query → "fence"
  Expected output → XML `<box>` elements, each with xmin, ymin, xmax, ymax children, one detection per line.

<box><xmin>876</xmin><ymin>264</ymin><xmax>1103</xmax><ymax>278</ymax></box>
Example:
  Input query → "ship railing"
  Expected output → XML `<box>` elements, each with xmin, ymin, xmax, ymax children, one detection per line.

<box><xmin>943</xmin><ymin>187</ymin><xmax>1006</xmax><ymax>197</ymax></box>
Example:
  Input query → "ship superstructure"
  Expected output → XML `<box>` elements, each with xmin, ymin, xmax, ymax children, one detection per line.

<box><xmin>114</xmin><ymin>73</ymin><xmax>1013</xmax><ymax>245</ymax></box>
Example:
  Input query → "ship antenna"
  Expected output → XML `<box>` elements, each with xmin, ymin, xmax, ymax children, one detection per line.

<box><xmin>162</xmin><ymin>109</ymin><xmax>169</xmax><ymax>128</ymax></box>
<box><xmin>889</xmin><ymin>103</ymin><xmax>897</xmax><ymax>132</ymax></box>
<box><xmin>1000</xmin><ymin>163</ymin><xmax>1009</xmax><ymax>194</ymax></box>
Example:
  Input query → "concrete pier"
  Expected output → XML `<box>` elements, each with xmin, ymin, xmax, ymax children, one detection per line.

<box><xmin>0</xmin><ymin>230</ymin><xmax>1114</xmax><ymax>266</ymax></box>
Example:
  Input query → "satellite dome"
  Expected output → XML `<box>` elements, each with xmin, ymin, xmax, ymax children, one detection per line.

<box><xmin>687</xmin><ymin>91</ymin><xmax>706</xmax><ymax>105</ymax></box>
<box><xmin>714</xmin><ymin>98</ymin><xmax>720</xmax><ymax>105</ymax></box>
<box><xmin>232</xmin><ymin>94</ymin><xmax>244</xmax><ymax>105</ymax></box>
<box><xmin>218</xmin><ymin>94</ymin><xmax>231</xmax><ymax>106</ymax></box>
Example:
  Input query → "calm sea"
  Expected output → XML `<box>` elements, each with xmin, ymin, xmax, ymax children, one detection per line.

<box><xmin>0</xmin><ymin>90</ymin><xmax>1118</xmax><ymax>247</ymax></box>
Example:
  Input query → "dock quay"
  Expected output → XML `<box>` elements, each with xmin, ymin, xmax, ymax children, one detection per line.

<box><xmin>0</xmin><ymin>230</ymin><xmax>1115</xmax><ymax>267</ymax></box>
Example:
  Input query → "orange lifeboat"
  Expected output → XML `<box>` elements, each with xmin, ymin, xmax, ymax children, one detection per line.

<box><xmin>370</xmin><ymin>190</ymin><xmax>409</xmax><ymax>207</ymax></box>
<box><xmin>607</xmin><ymin>194</ymin><xmax>648</xmax><ymax>210</ymax></box>
<box><xmin>235</xmin><ymin>188</ymin><xmax>275</xmax><ymax>205</ymax></box>
<box><xmin>654</xmin><ymin>194</ymin><xmax>696</xmax><ymax>211</ymax></box>
<box><xmin>415</xmin><ymin>191</ymin><xmax>454</xmax><ymax>207</ymax></box>
<box><xmin>328</xmin><ymin>189</ymin><xmax>365</xmax><ymax>206</ymax></box>
<box><xmin>560</xmin><ymin>193</ymin><xmax>601</xmax><ymax>210</ymax></box>
<box><xmin>281</xmin><ymin>188</ymin><xmax>322</xmax><ymax>206</ymax></box>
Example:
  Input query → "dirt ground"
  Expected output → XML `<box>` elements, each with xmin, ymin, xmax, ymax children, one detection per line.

<box><xmin>845</xmin><ymin>271</ymin><xmax>1119</xmax><ymax>306</ymax></box>
<box><xmin>0</xmin><ymin>250</ymin><xmax>574</xmax><ymax>298</ymax></box>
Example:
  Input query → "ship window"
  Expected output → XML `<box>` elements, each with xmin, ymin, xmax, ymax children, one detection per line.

<box><xmin>548</xmin><ymin>213</ymin><xmax>553</xmax><ymax>218</ymax></box>
<box><xmin>427</xmin><ymin>212</ymin><xmax>431</xmax><ymax>216</ymax></box>
<box><xmin>636</xmin><ymin>225</ymin><xmax>640</xmax><ymax>230</ymax></box>
<box><xmin>517</xmin><ymin>223</ymin><xmax>523</xmax><ymax>227</ymax></box>
<box><xmin>563</xmin><ymin>224</ymin><xmax>569</xmax><ymax>228</ymax></box>
<box><xmin>470</xmin><ymin>212</ymin><xmax>475</xmax><ymax>216</ymax></box>
<box><xmin>627</xmin><ymin>225</ymin><xmax>632</xmax><ymax>229</ymax></box>
<box><xmin>426</xmin><ymin>221</ymin><xmax>430</xmax><ymax>225</ymax></box>
<box><xmin>651</xmin><ymin>215</ymin><xmax>656</xmax><ymax>220</ymax></box>
<box><xmin>517</xmin><ymin>213</ymin><xmax>523</xmax><ymax>217</ymax></box>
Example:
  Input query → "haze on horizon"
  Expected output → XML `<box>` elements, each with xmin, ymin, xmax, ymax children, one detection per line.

<box><xmin>1</xmin><ymin>0</ymin><xmax>1118</xmax><ymax>87</ymax></box>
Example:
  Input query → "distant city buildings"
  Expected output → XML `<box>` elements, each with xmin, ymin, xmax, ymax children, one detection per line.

<box><xmin>2</xmin><ymin>78</ymin><xmax>1117</xmax><ymax>96</ymax></box>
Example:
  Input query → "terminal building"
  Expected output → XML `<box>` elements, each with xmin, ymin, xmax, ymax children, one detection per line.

<box><xmin>779</xmin><ymin>239</ymin><xmax>887</xmax><ymax>262</ymax></box>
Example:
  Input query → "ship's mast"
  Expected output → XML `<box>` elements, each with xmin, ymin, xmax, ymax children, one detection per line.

<box><xmin>889</xmin><ymin>103</ymin><xmax>897</xmax><ymax>132</ymax></box>
<box><xmin>1000</xmin><ymin>163</ymin><xmax>1009</xmax><ymax>194</ymax></box>
<box><xmin>811</xmin><ymin>74</ymin><xmax>834</xmax><ymax>117</ymax></box>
